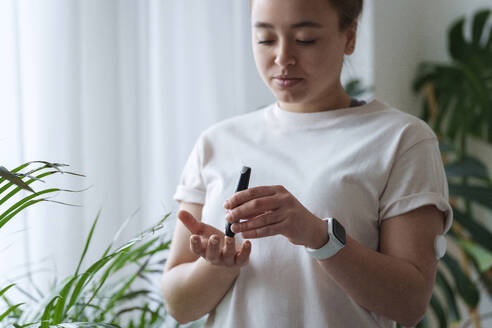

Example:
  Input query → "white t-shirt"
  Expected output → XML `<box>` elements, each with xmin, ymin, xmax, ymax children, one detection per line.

<box><xmin>173</xmin><ymin>99</ymin><xmax>453</xmax><ymax>328</ymax></box>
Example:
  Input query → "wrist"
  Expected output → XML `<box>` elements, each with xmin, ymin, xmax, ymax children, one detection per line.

<box><xmin>306</xmin><ymin>216</ymin><xmax>329</xmax><ymax>249</ymax></box>
<box><xmin>196</xmin><ymin>257</ymin><xmax>241</xmax><ymax>278</ymax></box>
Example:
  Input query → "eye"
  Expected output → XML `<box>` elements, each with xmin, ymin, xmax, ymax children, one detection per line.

<box><xmin>297</xmin><ymin>40</ymin><xmax>316</xmax><ymax>45</ymax></box>
<box><xmin>258</xmin><ymin>40</ymin><xmax>274</xmax><ymax>45</ymax></box>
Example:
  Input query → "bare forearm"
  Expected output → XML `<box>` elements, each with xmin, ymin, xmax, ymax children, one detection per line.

<box><xmin>161</xmin><ymin>258</ymin><xmax>240</xmax><ymax>324</ymax></box>
<box><xmin>318</xmin><ymin>235</ymin><xmax>433</xmax><ymax>327</ymax></box>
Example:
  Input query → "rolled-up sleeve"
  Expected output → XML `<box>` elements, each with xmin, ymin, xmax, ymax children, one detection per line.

<box><xmin>173</xmin><ymin>135</ymin><xmax>206</xmax><ymax>205</ymax></box>
<box><xmin>379</xmin><ymin>137</ymin><xmax>453</xmax><ymax>233</ymax></box>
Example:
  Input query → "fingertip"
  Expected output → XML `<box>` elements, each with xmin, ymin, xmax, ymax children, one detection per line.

<box><xmin>236</xmin><ymin>243</ymin><xmax>251</xmax><ymax>266</ymax></box>
<box><xmin>240</xmin><ymin>240</ymin><xmax>251</xmax><ymax>254</ymax></box>
<box><xmin>178</xmin><ymin>211</ymin><xmax>200</xmax><ymax>233</ymax></box>
<box><xmin>177</xmin><ymin>210</ymin><xmax>189</xmax><ymax>222</ymax></box>
<box><xmin>210</xmin><ymin>234</ymin><xmax>220</xmax><ymax>245</ymax></box>
<box><xmin>190</xmin><ymin>236</ymin><xmax>202</xmax><ymax>255</ymax></box>
<box><xmin>225</xmin><ymin>210</ymin><xmax>234</xmax><ymax>223</ymax></box>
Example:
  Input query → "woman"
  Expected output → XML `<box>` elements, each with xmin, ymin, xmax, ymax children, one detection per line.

<box><xmin>161</xmin><ymin>0</ymin><xmax>453</xmax><ymax>327</ymax></box>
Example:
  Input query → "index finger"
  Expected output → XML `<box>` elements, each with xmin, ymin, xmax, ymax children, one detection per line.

<box><xmin>177</xmin><ymin>210</ymin><xmax>203</xmax><ymax>234</ymax></box>
<box><xmin>224</xmin><ymin>185</ymin><xmax>279</xmax><ymax>210</ymax></box>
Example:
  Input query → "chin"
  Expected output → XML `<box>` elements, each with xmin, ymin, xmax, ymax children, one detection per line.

<box><xmin>270</xmin><ymin>86</ymin><xmax>301</xmax><ymax>102</ymax></box>
<box><xmin>273</xmin><ymin>91</ymin><xmax>308</xmax><ymax>104</ymax></box>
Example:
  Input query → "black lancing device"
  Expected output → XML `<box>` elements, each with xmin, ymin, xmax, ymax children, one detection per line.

<box><xmin>225</xmin><ymin>166</ymin><xmax>251</xmax><ymax>237</ymax></box>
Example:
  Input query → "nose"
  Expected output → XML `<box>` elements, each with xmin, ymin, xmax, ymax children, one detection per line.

<box><xmin>274</xmin><ymin>41</ymin><xmax>296</xmax><ymax>68</ymax></box>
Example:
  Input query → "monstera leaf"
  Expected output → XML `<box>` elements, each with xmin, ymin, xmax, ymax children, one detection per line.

<box><xmin>414</xmin><ymin>9</ymin><xmax>492</xmax><ymax>144</ymax></box>
<box><xmin>409</xmin><ymin>8</ymin><xmax>492</xmax><ymax>328</ymax></box>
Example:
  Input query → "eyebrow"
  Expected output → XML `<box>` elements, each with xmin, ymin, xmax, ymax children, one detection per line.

<box><xmin>254</xmin><ymin>21</ymin><xmax>324</xmax><ymax>29</ymax></box>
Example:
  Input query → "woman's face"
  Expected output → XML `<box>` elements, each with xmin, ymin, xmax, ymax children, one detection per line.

<box><xmin>251</xmin><ymin>0</ymin><xmax>356</xmax><ymax>107</ymax></box>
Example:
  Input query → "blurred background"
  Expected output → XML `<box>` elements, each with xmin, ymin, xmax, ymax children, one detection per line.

<box><xmin>0</xmin><ymin>0</ymin><xmax>491</xmax><ymax>327</ymax></box>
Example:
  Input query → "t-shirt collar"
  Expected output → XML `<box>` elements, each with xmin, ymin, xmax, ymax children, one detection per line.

<box><xmin>267</xmin><ymin>100</ymin><xmax>376</xmax><ymax>130</ymax></box>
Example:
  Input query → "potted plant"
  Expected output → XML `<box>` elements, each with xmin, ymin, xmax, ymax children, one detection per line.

<box><xmin>412</xmin><ymin>8</ymin><xmax>492</xmax><ymax>328</ymax></box>
<box><xmin>0</xmin><ymin>162</ymin><xmax>194</xmax><ymax>327</ymax></box>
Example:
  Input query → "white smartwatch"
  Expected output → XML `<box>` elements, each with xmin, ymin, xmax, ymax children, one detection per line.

<box><xmin>305</xmin><ymin>217</ymin><xmax>346</xmax><ymax>260</ymax></box>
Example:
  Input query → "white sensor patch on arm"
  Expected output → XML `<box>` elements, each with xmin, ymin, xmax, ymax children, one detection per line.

<box><xmin>434</xmin><ymin>235</ymin><xmax>447</xmax><ymax>260</ymax></box>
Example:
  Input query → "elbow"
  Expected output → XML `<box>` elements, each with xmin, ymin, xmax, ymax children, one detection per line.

<box><xmin>164</xmin><ymin>300</ymin><xmax>207</xmax><ymax>325</ymax></box>
<box><xmin>409</xmin><ymin>306</ymin><xmax>428</xmax><ymax>328</ymax></box>
<box><xmin>165</xmin><ymin>302</ymin><xmax>195</xmax><ymax>325</ymax></box>
<box><xmin>161</xmin><ymin>273</ymin><xmax>184</xmax><ymax>323</ymax></box>
<box><xmin>161</xmin><ymin>272</ymin><xmax>203</xmax><ymax>324</ymax></box>
<box><xmin>394</xmin><ymin>279</ymin><xmax>433</xmax><ymax>327</ymax></box>
<box><xmin>398</xmin><ymin>315</ymin><xmax>425</xmax><ymax>328</ymax></box>
<box><xmin>395</xmin><ymin>301</ymin><xmax>428</xmax><ymax>327</ymax></box>
<box><xmin>161</xmin><ymin>287</ymin><xmax>195</xmax><ymax>324</ymax></box>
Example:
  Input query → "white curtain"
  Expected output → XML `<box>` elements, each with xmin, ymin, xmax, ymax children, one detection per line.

<box><xmin>0</xmin><ymin>0</ymin><xmax>372</xmax><ymax>288</ymax></box>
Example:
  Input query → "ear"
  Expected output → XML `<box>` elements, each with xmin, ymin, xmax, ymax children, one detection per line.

<box><xmin>344</xmin><ymin>21</ymin><xmax>358</xmax><ymax>55</ymax></box>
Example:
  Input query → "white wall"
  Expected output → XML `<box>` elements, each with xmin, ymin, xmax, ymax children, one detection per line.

<box><xmin>373</xmin><ymin>1</ymin><xmax>492</xmax><ymax>327</ymax></box>
<box><xmin>341</xmin><ymin>0</ymin><xmax>374</xmax><ymax>97</ymax></box>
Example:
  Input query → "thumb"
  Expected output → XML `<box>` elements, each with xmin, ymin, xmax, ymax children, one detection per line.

<box><xmin>177</xmin><ymin>210</ymin><xmax>201</xmax><ymax>234</ymax></box>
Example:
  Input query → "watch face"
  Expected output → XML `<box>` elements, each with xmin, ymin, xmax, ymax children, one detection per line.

<box><xmin>332</xmin><ymin>218</ymin><xmax>346</xmax><ymax>245</ymax></box>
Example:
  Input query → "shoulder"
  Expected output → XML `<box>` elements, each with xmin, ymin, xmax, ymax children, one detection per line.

<box><xmin>369</xmin><ymin>100</ymin><xmax>434</xmax><ymax>134</ymax></box>
<box><xmin>201</xmin><ymin>104</ymin><xmax>271</xmax><ymax>140</ymax></box>
<box><xmin>367</xmin><ymin>100</ymin><xmax>438</xmax><ymax>152</ymax></box>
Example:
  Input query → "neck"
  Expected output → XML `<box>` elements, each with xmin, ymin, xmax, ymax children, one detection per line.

<box><xmin>278</xmin><ymin>84</ymin><xmax>352</xmax><ymax>114</ymax></box>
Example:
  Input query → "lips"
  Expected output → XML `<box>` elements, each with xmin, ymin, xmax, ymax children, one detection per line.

<box><xmin>273</xmin><ymin>77</ymin><xmax>303</xmax><ymax>88</ymax></box>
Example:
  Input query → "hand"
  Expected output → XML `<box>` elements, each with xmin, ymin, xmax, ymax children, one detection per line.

<box><xmin>177</xmin><ymin>210</ymin><xmax>251</xmax><ymax>268</ymax></box>
<box><xmin>224</xmin><ymin>185</ymin><xmax>328</xmax><ymax>248</ymax></box>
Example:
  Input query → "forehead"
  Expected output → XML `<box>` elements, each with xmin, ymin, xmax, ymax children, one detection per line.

<box><xmin>251</xmin><ymin>0</ymin><xmax>337</xmax><ymax>27</ymax></box>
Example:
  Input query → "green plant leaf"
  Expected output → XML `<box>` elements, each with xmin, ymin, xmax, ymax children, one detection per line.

<box><xmin>472</xmin><ymin>10</ymin><xmax>491</xmax><ymax>46</ymax></box>
<box><xmin>0</xmin><ymin>199</ymin><xmax>44</xmax><ymax>230</ymax></box>
<box><xmin>449</xmin><ymin>17</ymin><xmax>467</xmax><ymax>62</ymax></box>
<box><xmin>66</xmin><ymin>217</ymin><xmax>168</xmax><ymax>319</ymax></box>
<box><xmin>465</xmin><ymin>251</ymin><xmax>492</xmax><ymax>297</ymax></box>
<box><xmin>75</xmin><ymin>210</ymin><xmax>101</xmax><ymax>277</ymax></box>
<box><xmin>0</xmin><ymin>284</ymin><xmax>16</xmax><ymax>298</ymax></box>
<box><xmin>0</xmin><ymin>166</ymin><xmax>34</xmax><ymax>193</ymax></box>
<box><xmin>0</xmin><ymin>188</ymin><xmax>60</xmax><ymax>229</ymax></box>
<box><xmin>452</xmin><ymin>207</ymin><xmax>492</xmax><ymax>253</ymax></box>
<box><xmin>0</xmin><ymin>162</ymin><xmax>30</xmax><ymax>176</ymax></box>
<box><xmin>111</xmin><ymin>290</ymin><xmax>151</xmax><ymax>304</ymax></box>
<box><xmin>442</xmin><ymin>254</ymin><xmax>480</xmax><ymax>309</ymax></box>
<box><xmin>434</xmin><ymin>93</ymin><xmax>454</xmax><ymax>135</ymax></box>
<box><xmin>0</xmin><ymin>302</ymin><xmax>24</xmax><ymax>321</ymax></box>
<box><xmin>445</xmin><ymin>155</ymin><xmax>490</xmax><ymax>180</ymax></box>
<box><xmin>430</xmin><ymin>295</ymin><xmax>447</xmax><ymax>328</ymax></box>
<box><xmin>449</xmin><ymin>183</ymin><xmax>492</xmax><ymax>211</ymax></box>
<box><xmin>65</xmin><ymin>252</ymin><xmax>123</xmax><ymax>316</ymax></box>
<box><xmin>438</xmin><ymin>139</ymin><xmax>455</xmax><ymax>153</ymax></box>
<box><xmin>52</xmin><ymin>276</ymin><xmax>78</xmax><ymax>324</ymax></box>
<box><xmin>416</xmin><ymin>8</ymin><xmax>492</xmax><ymax>143</ymax></box>
<box><xmin>103</xmin><ymin>258</ymin><xmax>151</xmax><ymax>316</ymax></box>
<box><xmin>416</xmin><ymin>314</ymin><xmax>430</xmax><ymax>328</ymax></box>
<box><xmin>458</xmin><ymin>239</ymin><xmax>492</xmax><ymax>272</ymax></box>
<box><xmin>435</xmin><ymin>270</ymin><xmax>461</xmax><ymax>322</ymax></box>
<box><xmin>40</xmin><ymin>296</ymin><xmax>60</xmax><ymax>328</ymax></box>
<box><xmin>101</xmin><ymin>207</ymin><xmax>141</xmax><ymax>258</ymax></box>
<box><xmin>0</xmin><ymin>170</ymin><xmax>57</xmax><ymax>206</ymax></box>
<box><xmin>54</xmin><ymin>323</ymin><xmax>121</xmax><ymax>327</ymax></box>
<box><xmin>344</xmin><ymin>79</ymin><xmax>371</xmax><ymax>98</ymax></box>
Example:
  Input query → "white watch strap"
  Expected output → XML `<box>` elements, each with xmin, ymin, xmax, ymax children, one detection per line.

<box><xmin>305</xmin><ymin>218</ymin><xmax>345</xmax><ymax>260</ymax></box>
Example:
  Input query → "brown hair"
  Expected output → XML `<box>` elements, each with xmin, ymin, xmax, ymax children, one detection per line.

<box><xmin>250</xmin><ymin>0</ymin><xmax>363</xmax><ymax>31</ymax></box>
<box><xmin>327</xmin><ymin>0</ymin><xmax>363</xmax><ymax>31</ymax></box>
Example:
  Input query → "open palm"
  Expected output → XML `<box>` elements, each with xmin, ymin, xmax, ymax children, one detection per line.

<box><xmin>177</xmin><ymin>210</ymin><xmax>251</xmax><ymax>267</ymax></box>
